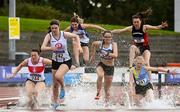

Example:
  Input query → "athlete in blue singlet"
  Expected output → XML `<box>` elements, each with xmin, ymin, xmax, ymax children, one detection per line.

<box><xmin>129</xmin><ymin>56</ymin><xmax>175</xmax><ymax>105</ymax></box>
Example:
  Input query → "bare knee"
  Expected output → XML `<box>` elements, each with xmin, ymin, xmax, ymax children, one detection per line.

<box><xmin>98</xmin><ymin>74</ymin><xmax>104</xmax><ymax>80</ymax></box>
<box><xmin>130</xmin><ymin>45</ymin><xmax>137</xmax><ymax>51</ymax></box>
<box><xmin>55</xmin><ymin>74</ymin><xmax>63</xmax><ymax>81</ymax></box>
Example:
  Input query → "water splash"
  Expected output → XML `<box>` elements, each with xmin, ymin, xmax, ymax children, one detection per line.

<box><xmin>142</xmin><ymin>98</ymin><xmax>175</xmax><ymax>109</ymax></box>
<box><xmin>13</xmin><ymin>70</ymin><xmax>179</xmax><ymax>110</ymax></box>
<box><xmin>119</xmin><ymin>39</ymin><xmax>131</xmax><ymax>48</ymax></box>
<box><xmin>37</xmin><ymin>88</ymin><xmax>51</xmax><ymax>106</ymax></box>
<box><xmin>17</xmin><ymin>88</ymin><xmax>29</xmax><ymax>107</ymax></box>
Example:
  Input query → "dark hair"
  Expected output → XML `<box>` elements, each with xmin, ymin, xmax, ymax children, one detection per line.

<box><xmin>71</xmin><ymin>16</ymin><xmax>79</xmax><ymax>23</ymax></box>
<box><xmin>47</xmin><ymin>19</ymin><xmax>60</xmax><ymax>33</ymax></box>
<box><xmin>47</xmin><ymin>26</ymin><xmax>51</xmax><ymax>33</ymax></box>
<box><xmin>31</xmin><ymin>49</ymin><xmax>40</xmax><ymax>55</ymax></box>
<box><xmin>132</xmin><ymin>8</ymin><xmax>152</xmax><ymax>24</ymax></box>
<box><xmin>101</xmin><ymin>30</ymin><xmax>112</xmax><ymax>46</ymax></box>
<box><xmin>50</xmin><ymin>19</ymin><xmax>60</xmax><ymax>26</ymax></box>
<box><xmin>102</xmin><ymin>30</ymin><xmax>112</xmax><ymax>37</ymax></box>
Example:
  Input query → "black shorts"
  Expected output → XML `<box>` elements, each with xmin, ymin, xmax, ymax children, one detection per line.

<box><xmin>26</xmin><ymin>78</ymin><xmax>45</xmax><ymax>85</ymax></box>
<box><xmin>97</xmin><ymin>62</ymin><xmax>114</xmax><ymax>76</ymax></box>
<box><xmin>80</xmin><ymin>42</ymin><xmax>88</xmax><ymax>47</ymax></box>
<box><xmin>135</xmin><ymin>82</ymin><xmax>153</xmax><ymax>96</ymax></box>
<box><xmin>52</xmin><ymin>59</ymin><xmax>72</xmax><ymax>70</ymax></box>
<box><xmin>135</xmin><ymin>43</ymin><xmax>150</xmax><ymax>55</ymax></box>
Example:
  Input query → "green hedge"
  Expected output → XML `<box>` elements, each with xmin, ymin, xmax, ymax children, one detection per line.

<box><xmin>0</xmin><ymin>3</ymin><xmax>71</xmax><ymax>20</ymax></box>
<box><xmin>0</xmin><ymin>16</ymin><xmax>179</xmax><ymax>36</ymax></box>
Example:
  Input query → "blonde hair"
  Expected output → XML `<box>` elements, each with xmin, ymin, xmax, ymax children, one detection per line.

<box><xmin>134</xmin><ymin>56</ymin><xmax>145</xmax><ymax>64</ymax></box>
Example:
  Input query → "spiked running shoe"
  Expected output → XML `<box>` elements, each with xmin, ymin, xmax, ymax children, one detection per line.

<box><xmin>59</xmin><ymin>89</ymin><xmax>65</xmax><ymax>99</ymax></box>
<box><xmin>94</xmin><ymin>92</ymin><xmax>101</xmax><ymax>100</ymax></box>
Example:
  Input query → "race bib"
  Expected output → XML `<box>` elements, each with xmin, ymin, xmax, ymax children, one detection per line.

<box><xmin>134</xmin><ymin>39</ymin><xmax>144</xmax><ymax>43</ymax></box>
<box><xmin>53</xmin><ymin>52</ymin><xmax>64</xmax><ymax>62</ymax></box>
<box><xmin>56</xmin><ymin>53</ymin><xmax>64</xmax><ymax>59</ymax></box>
<box><xmin>136</xmin><ymin>78</ymin><xmax>147</xmax><ymax>86</ymax></box>
<box><xmin>30</xmin><ymin>74</ymin><xmax>41</xmax><ymax>81</ymax></box>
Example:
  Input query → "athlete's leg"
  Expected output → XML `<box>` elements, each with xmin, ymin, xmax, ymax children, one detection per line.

<box><xmin>73</xmin><ymin>39</ymin><xmax>80</xmax><ymax>66</ymax></box>
<box><xmin>143</xmin><ymin>50</ymin><xmax>152</xmax><ymax>81</ymax></box>
<box><xmin>52</xmin><ymin>69</ymin><xmax>59</xmax><ymax>103</ymax></box>
<box><xmin>54</xmin><ymin>64</ymin><xmax>69</xmax><ymax>100</ymax></box>
<box><xmin>145</xmin><ymin>89</ymin><xmax>154</xmax><ymax>102</ymax></box>
<box><xmin>129</xmin><ymin>45</ymin><xmax>140</xmax><ymax>67</ymax></box>
<box><xmin>35</xmin><ymin>82</ymin><xmax>46</xmax><ymax>95</ymax></box>
<box><xmin>82</xmin><ymin>46</ymin><xmax>89</xmax><ymax>65</ymax></box>
<box><xmin>104</xmin><ymin>76</ymin><xmax>113</xmax><ymax>102</ymax></box>
<box><xmin>35</xmin><ymin>82</ymin><xmax>46</xmax><ymax>99</ymax></box>
<box><xmin>134</xmin><ymin>94</ymin><xmax>144</xmax><ymax>106</ymax></box>
<box><xmin>142</xmin><ymin>50</ymin><xmax>151</xmax><ymax>66</ymax></box>
<box><xmin>95</xmin><ymin>66</ymin><xmax>105</xmax><ymax>99</ymax></box>
<box><xmin>25</xmin><ymin>80</ymin><xmax>35</xmax><ymax>107</ymax></box>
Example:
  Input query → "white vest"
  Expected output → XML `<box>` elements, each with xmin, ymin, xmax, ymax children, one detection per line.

<box><xmin>99</xmin><ymin>42</ymin><xmax>113</xmax><ymax>60</ymax></box>
<box><xmin>72</xmin><ymin>29</ymin><xmax>89</xmax><ymax>44</ymax></box>
<box><xmin>50</xmin><ymin>31</ymin><xmax>71</xmax><ymax>62</ymax></box>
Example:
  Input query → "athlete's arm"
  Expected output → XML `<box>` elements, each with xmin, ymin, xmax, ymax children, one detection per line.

<box><xmin>90</xmin><ymin>41</ymin><xmax>100</xmax><ymax>63</ymax></box>
<box><xmin>145</xmin><ymin>66</ymin><xmax>171</xmax><ymax>74</ymax></box>
<box><xmin>7</xmin><ymin>59</ymin><xmax>28</xmax><ymax>79</ymax></box>
<box><xmin>41</xmin><ymin>34</ymin><xmax>52</xmax><ymax>51</ymax></box>
<box><xmin>81</xmin><ymin>23</ymin><xmax>106</xmax><ymax>31</ymax></box>
<box><xmin>64</xmin><ymin>32</ymin><xmax>83</xmax><ymax>53</ymax></box>
<box><xmin>108</xmin><ymin>42</ymin><xmax>118</xmax><ymax>58</ymax></box>
<box><xmin>111</xmin><ymin>26</ymin><xmax>132</xmax><ymax>34</ymax></box>
<box><xmin>64</xmin><ymin>26</ymin><xmax>71</xmax><ymax>32</ymax></box>
<box><xmin>144</xmin><ymin>21</ymin><xmax>168</xmax><ymax>30</ymax></box>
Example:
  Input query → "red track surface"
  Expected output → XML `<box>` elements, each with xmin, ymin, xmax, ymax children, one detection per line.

<box><xmin>0</xmin><ymin>87</ymin><xmax>20</xmax><ymax>108</ymax></box>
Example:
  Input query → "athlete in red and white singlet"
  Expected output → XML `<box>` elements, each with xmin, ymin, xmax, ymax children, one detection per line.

<box><xmin>6</xmin><ymin>49</ymin><xmax>52</xmax><ymax>109</ymax></box>
<box><xmin>27</xmin><ymin>57</ymin><xmax>45</xmax><ymax>82</ymax></box>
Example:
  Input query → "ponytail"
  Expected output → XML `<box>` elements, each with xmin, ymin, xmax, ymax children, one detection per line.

<box><xmin>47</xmin><ymin>26</ymin><xmax>51</xmax><ymax>33</ymax></box>
<box><xmin>132</xmin><ymin>8</ymin><xmax>152</xmax><ymax>24</ymax></box>
<box><xmin>71</xmin><ymin>12</ymin><xmax>84</xmax><ymax>24</ymax></box>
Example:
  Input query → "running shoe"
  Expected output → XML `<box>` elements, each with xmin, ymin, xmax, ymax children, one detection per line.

<box><xmin>94</xmin><ymin>92</ymin><xmax>100</xmax><ymax>100</ymax></box>
<box><xmin>59</xmin><ymin>89</ymin><xmax>65</xmax><ymax>99</ymax></box>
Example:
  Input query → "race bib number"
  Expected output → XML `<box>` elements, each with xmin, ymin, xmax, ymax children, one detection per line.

<box><xmin>56</xmin><ymin>53</ymin><xmax>64</xmax><ymax>59</ymax></box>
<box><xmin>53</xmin><ymin>53</ymin><xmax>64</xmax><ymax>61</ymax></box>
<box><xmin>136</xmin><ymin>78</ymin><xmax>147</xmax><ymax>86</ymax></box>
<box><xmin>30</xmin><ymin>74</ymin><xmax>41</xmax><ymax>81</ymax></box>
